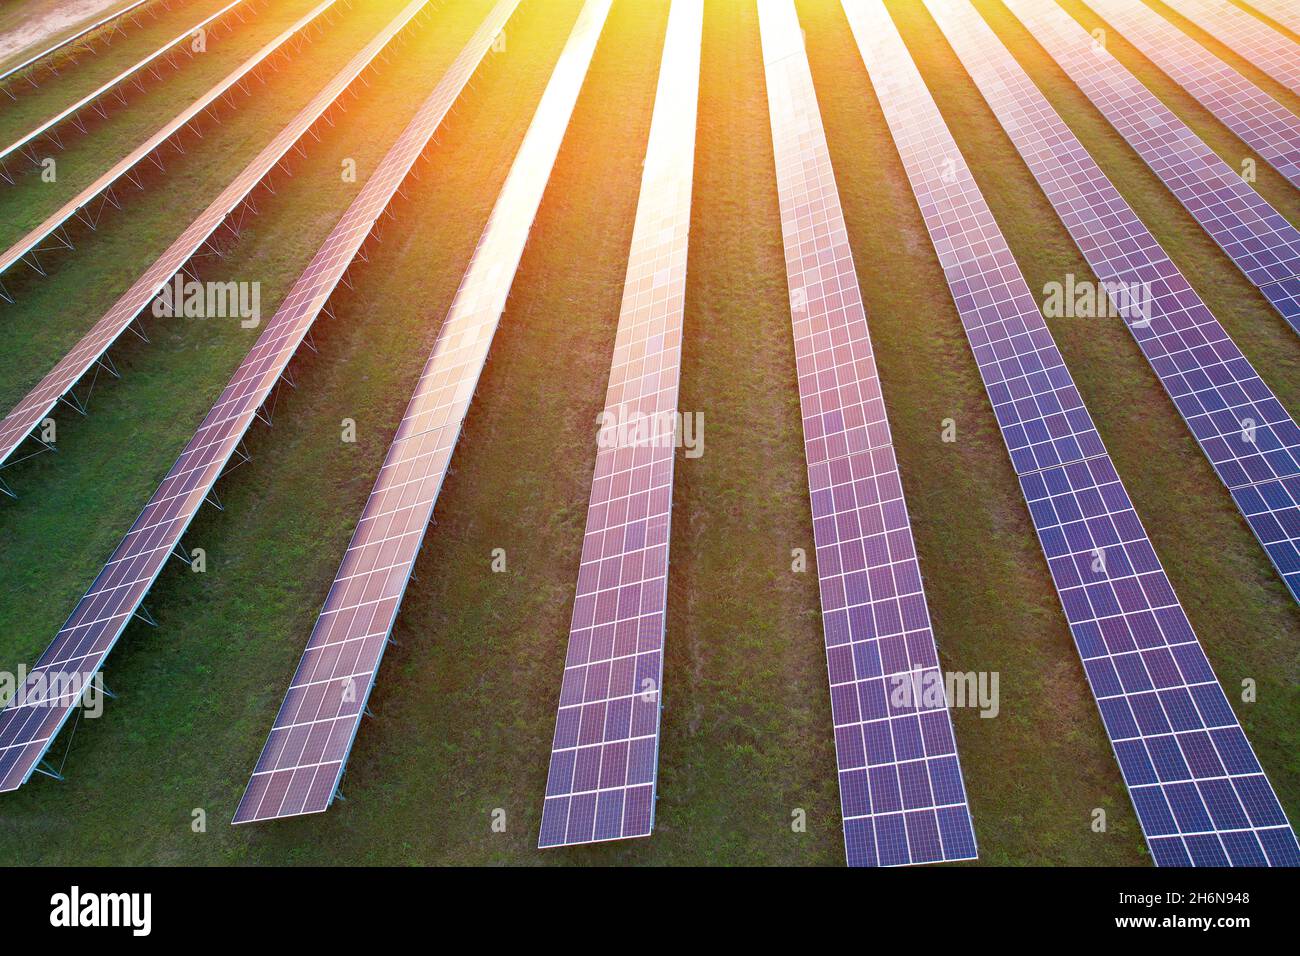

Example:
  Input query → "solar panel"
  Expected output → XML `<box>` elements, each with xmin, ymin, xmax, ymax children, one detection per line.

<box><xmin>233</xmin><ymin>0</ymin><xmax>611</xmax><ymax>825</ymax></box>
<box><xmin>926</xmin><ymin>0</ymin><xmax>1300</xmax><ymax>603</ymax></box>
<box><xmin>0</xmin><ymin>0</ymin><xmax>430</xmax><ymax>487</ymax></box>
<box><xmin>842</xmin><ymin>0</ymin><xmax>1299</xmax><ymax>867</ymax></box>
<box><xmin>0</xmin><ymin>0</ymin><xmax>343</xmax><ymax>284</ymax></box>
<box><xmin>537</xmin><ymin>0</ymin><xmax>702</xmax><ymax>849</ymax></box>
<box><xmin>0</xmin><ymin>0</ymin><xmax>250</xmax><ymax>169</ymax></box>
<box><xmin>1161</xmin><ymin>0</ymin><xmax>1300</xmax><ymax>97</ymax></box>
<box><xmin>0</xmin><ymin>0</ymin><xmax>154</xmax><ymax>89</ymax></box>
<box><xmin>0</xmin><ymin>0</ymin><xmax>513</xmax><ymax>796</ymax></box>
<box><xmin>1241</xmin><ymin>0</ymin><xmax>1300</xmax><ymax>37</ymax></box>
<box><xmin>1080</xmin><ymin>0</ymin><xmax>1300</xmax><ymax>190</ymax></box>
<box><xmin>756</xmin><ymin>0</ymin><xmax>976</xmax><ymax>868</ymax></box>
<box><xmin>1001</xmin><ymin>0</ymin><xmax>1300</xmax><ymax>336</ymax></box>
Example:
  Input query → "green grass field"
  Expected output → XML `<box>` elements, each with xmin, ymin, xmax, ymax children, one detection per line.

<box><xmin>0</xmin><ymin>0</ymin><xmax>357</xmax><ymax>247</ymax></box>
<box><xmin>0</xmin><ymin>0</ymin><xmax>1295</xmax><ymax>866</ymax></box>
<box><xmin>0</xmin><ymin>0</ymin><xmax>259</xmax><ymax>151</ymax></box>
<box><xmin>0</xmin><ymin>0</ymin><xmax>143</xmax><ymax>73</ymax></box>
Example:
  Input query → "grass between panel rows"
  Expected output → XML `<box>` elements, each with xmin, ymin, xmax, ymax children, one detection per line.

<box><xmin>0</xmin><ymin>0</ymin><xmax>1294</xmax><ymax>865</ymax></box>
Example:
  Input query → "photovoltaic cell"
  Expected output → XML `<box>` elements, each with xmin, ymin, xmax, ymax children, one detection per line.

<box><xmin>0</xmin><ymin>0</ymin><xmax>342</xmax><ymax>282</ymax></box>
<box><xmin>0</xmin><ymin>0</ymin><xmax>429</xmax><ymax>480</ymax></box>
<box><xmin>1161</xmin><ymin>0</ymin><xmax>1300</xmax><ymax>96</ymax></box>
<box><xmin>0</xmin><ymin>0</ymin><xmax>154</xmax><ymax>88</ymax></box>
<box><xmin>842</xmin><ymin>0</ymin><xmax>1299</xmax><ymax>866</ymax></box>
<box><xmin>0</xmin><ymin>0</ymin><xmax>249</xmax><ymax>166</ymax></box>
<box><xmin>537</xmin><ymin>0</ymin><xmax>702</xmax><ymax>849</ymax></box>
<box><xmin>1241</xmin><ymin>0</ymin><xmax>1300</xmax><ymax>37</ymax></box>
<box><xmin>1081</xmin><ymin>0</ymin><xmax>1300</xmax><ymax>190</ymax></box>
<box><xmin>926</xmin><ymin>0</ymin><xmax>1300</xmax><ymax>601</ymax></box>
<box><xmin>0</xmin><ymin>0</ymin><xmax>513</xmax><ymax>796</ymax></box>
<box><xmin>234</xmin><ymin>0</ymin><xmax>611</xmax><ymax>825</ymax></box>
<box><xmin>757</xmin><ymin>0</ymin><xmax>976</xmax><ymax>868</ymax></box>
<box><xmin>1002</xmin><ymin>0</ymin><xmax>1300</xmax><ymax>335</ymax></box>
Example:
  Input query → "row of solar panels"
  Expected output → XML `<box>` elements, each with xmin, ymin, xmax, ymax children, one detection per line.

<box><xmin>0</xmin><ymin>0</ymin><xmax>158</xmax><ymax>89</ymax></box>
<box><xmin>0</xmin><ymin>0</ymin><xmax>401</xmax><ymax>480</ymax></box>
<box><xmin>0</xmin><ymin>0</ymin><xmax>256</xmax><ymax>175</ymax></box>
<box><xmin>0</xmin><ymin>0</ymin><xmax>345</xmax><ymax>284</ymax></box>
<box><xmin>0</xmin><ymin>0</ymin><xmax>1297</xmax><ymax>866</ymax></box>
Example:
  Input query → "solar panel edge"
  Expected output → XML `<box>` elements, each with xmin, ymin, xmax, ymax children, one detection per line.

<box><xmin>230</xmin><ymin>513</ymin><xmax>427</xmax><ymax>823</ymax></box>
<box><xmin>922</xmin><ymin>0</ymin><xmax>1300</xmax><ymax>602</ymax></box>
<box><xmin>1076</xmin><ymin>0</ymin><xmax>1300</xmax><ymax>191</ymax></box>
<box><xmin>0</xmin><ymin>0</ymin><xmax>433</xmax><ymax>475</ymax></box>
<box><xmin>229</xmin><ymin>411</ymin><xmax>473</xmax><ymax>824</ymax></box>
<box><xmin>0</xmin><ymin>0</ymin><xmax>491</xmax><ymax>800</ymax></box>
<box><xmin>536</xmin><ymin>23</ymin><xmax>700</xmax><ymax>841</ymax></box>
<box><xmin>0</xmin><ymin>602</ymin><xmax>149</xmax><ymax>791</ymax></box>
<box><xmin>1240</xmin><ymin>0</ymin><xmax>1300</xmax><ymax>36</ymax></box>
<box><xmin>843</xmin><ymin>0</ymin><xmax>1298</xmax><ymax>867</ymax></box>
<box><xmin>758</xmin><ymin>0</ymin><xmax>978</xmax><ymax>868</ymax></box>
<box><xmin>1161</xmin><ymin>0</ymin><xmax>1300</xmax><ymax>96</ymax></box>
<box><xmin>0</xmin><ymin>0</ymin><xmax>345</xmax><ymax>280</ymax></box>
<box><xmin>537</xmin><ymin>0</ymin><xmax>702</xmax><ymax>851</ymax></box>
<box><xmin>1013</xmin><ymin>471</ymin><xmax>1299</xmax><ymax>868</ymax></box>
<box><xmin>209</xmin><ymin>2</ymin><xmax>537</xmax><ymax>811</ymax></box>
<box><xmin>0</xmin><ymin>0</ymin><xmax>156</xmax><ymax>87</ymax></box>
<box><xmin>999</xmin><ymin>0</ymin><xmax>1300</xmax><ymax>336</ymax></box>
<box><xmin>0</xmin><ymin>0</ymin><xmax>251</xmax><ymax>164</ymax></box>
<box><xmin>235</xmin><ymin>0</ymin><xmax>610</xmax><ymax>826</ymax></box>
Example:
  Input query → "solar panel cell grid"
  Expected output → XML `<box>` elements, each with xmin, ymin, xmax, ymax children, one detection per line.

<box><xmin>1261</xmin><ymin>278</ymin><xmax>1300</xmax><ymax>331</ymax></box>
<box><xmin>0</xmin><ymin>0</ymin><xmax>155</xmax><ymax>88</ymax></box>
<box><xmin>1161</xmin><ymin>0</ymin><xmax>1300</xmax><ymax>97</ymax></box>
<box><xmin>842</xmin><ymin>0</ymin><xmax>1298</xmax><ymax>866</ymax></box>
<box><xmin>0</xmin><ymin>0</ymin><xmax>429</xmax><ymax>477</ymax></box>
<box><xmin>1232</xmin><ymin>476</ymin><xmax>1300</xmax><ymax>596</ymax></box>
<box><xmin>1023</xmin><ymin>458</ymin><xmax>1295</xmax><ymax>867</ymax></box>
<box><xmin>1002</xmin><ymin>0</ymin><xmax>1300</xmax><ymax>336</ymax></box>
<box><xmin>538</xmin><ymin>0</ymin><xmax>702</xmax><ymax>849</ymax></box>
<box><xmin>0</xmin><ymin>0</ymin><xmax>250</xmax><ymax>166</ymax></box>
<box><xmin>236</xmin><ymin>0</ymin><xmax>609</xmax><ymax>824</ymax></box>
<box><xmin>926</xmin><ymin>0</ymin><xmax>1300</xmax><ymax>602</ymax></box>
<box><xmin>0</xmin><ymin>0</ymin><xmax>512</xmax><ymax>796</ymax></box>
<box><xmin>1081</xmin><ymin>0</ymin><xmax>1300</xmax><ymax>190</ymax></box>
<box><xmin>1242</xmin><ymin>0</ymin><xmax>1300</xmax><ymax>36</ymax></box>
<box><xmin>0</xmin><ymin>0</ymin><xmax>342</xmax><ymax>282</ymax></box>
<box><xmin>757</xmin><ymin>0</ymin><xmax>975</xmax><ymax>867</ymax></box>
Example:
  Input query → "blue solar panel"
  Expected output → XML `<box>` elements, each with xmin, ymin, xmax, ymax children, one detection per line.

<box><xmin>1081</xmin><ymin>0</ymin><xmax>1300</xmax><ymax>191</ymax></box>
<box><xmin>0</xmin><ymin>0</ymin><xmax>514</xmax><ymax>797</ymax></box>
<box><xmin>537</xmin><ymin>0</ymin><xmax>702</xmax><ymax>849</ymax></box>
<box><xmin>758</xmin><ymin>0</ymin><xmax>976</xmax><ymax>867</ymax></box>
<box><xmin>1002</xmin><ymin>0</ymin><xmax>1300</xmax><ymax>336</ymax></box>
<box><xmin>926</xmin><ymin>0</ymin><xmax>1300</xmax><ymax>602</ymax></box>
<box><xmin>842</xmin><ymin>0</ymin><xmax>1299</xmax><ymax>867</ymax></box>
<box><xmin>235</xmin><ymin>0</ymin><xmax>611</xmax><ymax>825</ymax></box>
<box><xmin>1232</xmin><ymin>477</ymin><xmax>1300</xmax><ymax>601</ymax></box>
<box><xmin>1261</xmin><ymin>278</ymin><xmax>1300</xmax><ymax>332</ymax></box>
